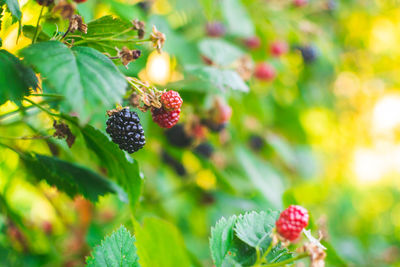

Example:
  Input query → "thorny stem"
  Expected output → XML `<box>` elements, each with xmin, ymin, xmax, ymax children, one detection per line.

<box><xmin>32</xmin><ymin>5</ymin><xmax>45</xmax><ymax>44</ymax></box>
<box><xmin>261</xmin><ymin>253</ymin><xmax>308</xmax><ymax>267</ymax></box>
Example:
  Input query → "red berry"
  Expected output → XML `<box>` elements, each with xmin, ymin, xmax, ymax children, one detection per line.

<box><xmin>293</xmin><ymin>0</ymin><xmax>307</xmax><ymax>7</ymax></box>
<box><xmin>73</xmin><ymin>0</ymin><xmax>87</xmax><ymax>3</ymax></box>
<box><xmin>161</xmin><ymin>90</ymin><xmax>183</xmax><ymax>111</ymax></box>
<box><xmin>206</xmin><ymin>22</ymin><xmax>226</xmax><ymax>37</ymax></box>
<box><xmin>244</xmin><ymin>36</ymin><xmax>261</xmax><ymax>50</ymax></box>
<box><xmin>276</xmin><ymin>205</ymin><xmax>309</xmax><ymax>241</ymax></box>
<box><xmin>151</xmin><ymin>108</ymin><xmax>181</xmax><ymax>128</ymax></box>
<box><xmin>270</xmin><ymin>41</ymin><xmax>288</xmax><ymax>57</ymax></box>
<box><xmin>254</xmin><ymin>63</ymin><xmax>276</xmax><ymax>81</ymax></box>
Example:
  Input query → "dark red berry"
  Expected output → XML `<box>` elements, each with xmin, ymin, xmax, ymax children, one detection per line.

<box><xmin>254</xmin><ymin>63</ymin><xmax>276</xmax><ymax>81</ymax></box>
<box><xmin>73</xmin><ymin>0</ymin><xmax>87</xmax><ymax>3</ymax></box>
<box><xmin>244</xmin><ymin>36</ymin><xmax>261</xmax><ymax>50</ymax></box>
<box><xmin>206</xmin><ymin>21</ymin><xmax>226</xmax><ymax>37</ymax></box>
<box><xmin>161</xmin><ymin>90</ymin><xmax>183</xmax><ymax>111</ymax></box>
<box><xmin>106</xmin><ymin>108</ymin><xmax>145</xmax><ymax>153</ymax></box>
<box><xmin>293</xmin><ymin>0</ymin><xmax>307</xmax><ymax>7</ymax></box>
<box><xmin>276</xmin><ymin>205</ymin><xmax>309</xmax><ymax>241</ymax></box>
<box><xmin>270</xmin><ymin>41</ymin><xmax>288</xmax><ymax>57</ymax></box>
<box><xmin>151</xmin><ymin>107</ymin><xmax>180</xmax><ymax>128</ymax></box>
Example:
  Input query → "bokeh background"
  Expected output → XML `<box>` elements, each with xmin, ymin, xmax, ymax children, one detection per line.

<box><xmin>1</xmin><ymin>0</ymin><xmax>400</xmax><ymax>266</ymax></box>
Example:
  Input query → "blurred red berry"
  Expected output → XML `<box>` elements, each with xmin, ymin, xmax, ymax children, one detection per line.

<box><xmin>161</xmin><ymin>90</ymin><xmax>183</xmax><ymax>111</ymax></box>
<box><xmin>276</xmin><ymin>205</ymin><xmax>309</xmax><ymax>241</ymax></box>
<box><xmin>42</xmin><ymin>221</ymin><xmax>53</xmax><ymax>235</ymax></box>
<box><xmin>293</xmin><ymin>0</ymin><xmax>308</xmax><ymax>7</ymax></box>
<box><xmin>73</xmin><ymin>0</ymin><xmax>87</xmax><ymax>3</ymax></box>
<box><xmin>244</xmin><ymin>36</ymin><xmax>261</xmax><ymax>50</ymax></box>
<box><xmin>270</xmin><ymin>41</ymin><xmax>288</xmax><ymax>57</ymax></box>
<box><xmin>206</xmin><ymin>22</ymin><xmax>226</xmax><ymax>37</ymax></box>
<box><xmin>254</xmin><ymin>63</ymin><xmax>276</xmax><ymax>81</ymax></box>
<box><xmin>151</xmin><ymin>108</ymin><xmax>181</xmax><ymax>128</ymax></box>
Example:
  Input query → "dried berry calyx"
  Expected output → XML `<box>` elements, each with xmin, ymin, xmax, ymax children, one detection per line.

<box><xmin>106</xmin><ymin>108</ymin><xmax>145</xmax><ymax>153</ymax></box>
<box><xmin>276</xmin><ymin>205</ymin><xmax>309</xmax><ymax>241</ymax></box>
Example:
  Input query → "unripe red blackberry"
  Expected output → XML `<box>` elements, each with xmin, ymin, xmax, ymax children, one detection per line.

<box><xmin>254</xmin><ymin>63</ymin><xmax>276</xmax><ymax>81</ymax></box>
<box><xmin>270</xmin><ymin>41</ymin><xmax>288</xmax><ymax>57</ymax></box>
<box><xmin>151</xmin><ymin>107</ymin><xmax>180</xmax><ymax>128</ymax></box>
<box><xmin>293</xmin><ymin>0</ymin><xmax>308</xmax><ymax>7</ymax></box>
<box><xmin>244</xmin><ymin>36</ymin><xmax>261</xmax><ymax>50</ymax></box>
<box><xmin>276</xmin><ymin>205</ymin><xmax>309</xmax><ymax>241</ymax></box>
<box><xmin>106</xmin><ymin>108</ymin><xmax>145</xmax><ymax>153</ymax></box>
<box><xmin>161</xmin><ymin>90</ymin><xmax>183</xmax><ymax>111</ymax></box>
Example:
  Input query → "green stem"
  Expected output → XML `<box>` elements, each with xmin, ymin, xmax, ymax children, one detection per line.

<box><xmin>0</xmin><ymin>135</ymin><xmax>51</xmax><ymax>140</ymax></box>
<box><xmin>30</xmin><ymin>93</ymin><xmax>64</xmax><ymax>98</ymax></box>
<box><xmin>254</xmin><ymin>241</ymin><xmax>274</xmax><ymax>266</ymax></box>
<box><xmin>23</xmin><ymin>98</ymin><xmax>60</xmax><ymax>118</ymax></box>
<box><xmin>262</xmin><ymin>254</ymin><xmax>308</xmax><ymax>267</ymax></box>
<box><xmin>32</xmin><ymin>5</ymin><xmax>45</xmax><ymax>44</ymax></box>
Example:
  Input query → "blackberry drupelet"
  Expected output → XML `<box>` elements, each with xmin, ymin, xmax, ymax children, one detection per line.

<box><xmin>106</xmin><ymin>108</ymin><xmax>145</xmax><ymax>153</ymax></box>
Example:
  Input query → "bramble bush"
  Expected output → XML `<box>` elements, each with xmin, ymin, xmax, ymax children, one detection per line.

<box><xmin>1</xmin><ymin>0</ymin><xmax>398</xmax><ymax>266</ymax></box>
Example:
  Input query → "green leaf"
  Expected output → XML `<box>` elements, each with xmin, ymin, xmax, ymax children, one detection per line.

<box><xmin>70</xmin><ymin>15</ymin><xmax>138</xmax><ymax>55</ymax></box>
<box><xmin>0</xmin><ymin>49</ymin><xmax>37</xmax><ymax>105</ymax></box>
<box><xmin>235</xmin><ymin>147</ymin><xmax>285</xmax><ymax>208</ymax></box>
<box><xmin>86</xmin><ymin>226</ymin><xmax>139</xmax><ymax>267</ymax></box>
<box><xmin>20</xmin><ymin>41</ymin><xmax>127</xmax><ymax>123</ymax></box>
<box><xmin>134</xmin><ymin>217</ymin><xmax>191</xmax><ymax>267</ymax></box>
<box><xmin>210</xmin><ymin>215</ymin><xmax>237</xmax><ymax>267</ymax></box>
<box><xmin>234</xmin><ymin>211</ymin><xmax>278</xmax><ymax>250</ymax></box>
<box><xmin>221</xmin><ymin>0</ymin><xmax>254</xmax><ymax>37</ymax></box>
<box><xmin>21</xmin><ymin>153</ymin><xmax>128</xmax><ymax>203</ymax></box>
<box><xmin>198</xmin><ymin>39</ymin><xmax>244</xmax><ymax>66</ymax></box>
<box><xmin>81</xmin><ymin>125</ymin><xmax>143</xmax><ymax>211</ymax></box>
<box><xmin>22</xmin><ymin>25</ymin><xmax>50</xmax><ymax>42</ymax></box>
<box><xmin>186</xmin><ymin>65</ymin><xmax>249</xmax><ymax>92</ymax></box>
<box><xmin>1</xmin><ymin>0</ymin><xmax>21</xmax><ymax>21</ymax></box>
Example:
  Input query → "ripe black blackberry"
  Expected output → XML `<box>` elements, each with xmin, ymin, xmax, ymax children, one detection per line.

<box><xmin>165</xmin><ymin>124</ymin><xmax>193</xmax><ymax>148</ymax></box>
<box><xmin>194</xmin><ymin>142</ymin><xmax>214</xmax><ymax>159</ymax></box>
<box><xmin>249</xmin><ymin>135</ymin><xmax>265</xmax><ymax>151</ymax></box>
<box><xmin>161</xmin><ymin>150</ymin><xmax>187</xmax><ymax>177</ymax></box>
<box><xmin>106</xmin><ymin>108</ymin><xmax>145</xmax><ymax>153</ymax></box>
<box><xmin>298</xmin><ymin>45</ymin><xmax>318</xmax><ymax>64</ymax></box>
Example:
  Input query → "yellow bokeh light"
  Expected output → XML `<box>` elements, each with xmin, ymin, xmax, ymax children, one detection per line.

<box><xmin>372</xmin><ymin>94</ymin><xmax>400</xmax><ymax>134</ymax></box>
<box><xmin>142</xmin><ymin>51</ymin><xmax>171</xmax><ymax>85</ymax></box>
<box><xmin>195</xmin><ymin>169</ymin><xmax>216</xmax><ymax>191</ymax></box>
<box><xmin>370</xmin><ymin>18</ymin><xmax>397</xmax><ymax>53</ymax></box>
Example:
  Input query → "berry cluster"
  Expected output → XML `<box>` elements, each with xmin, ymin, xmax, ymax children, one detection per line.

<box><xmin>106</xmin><ymin>108</ymin><xmax>145</xmax><ymax>153</ymax></box>
<box><xmin>151</xmin><ymin>90</ymin><xmax>183</xmax><ymax>128</ymax></box>
<box><xmin>276</xmin><ymin>205</ymin><xmax>309</xmax><ymax>241</ymax></box>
